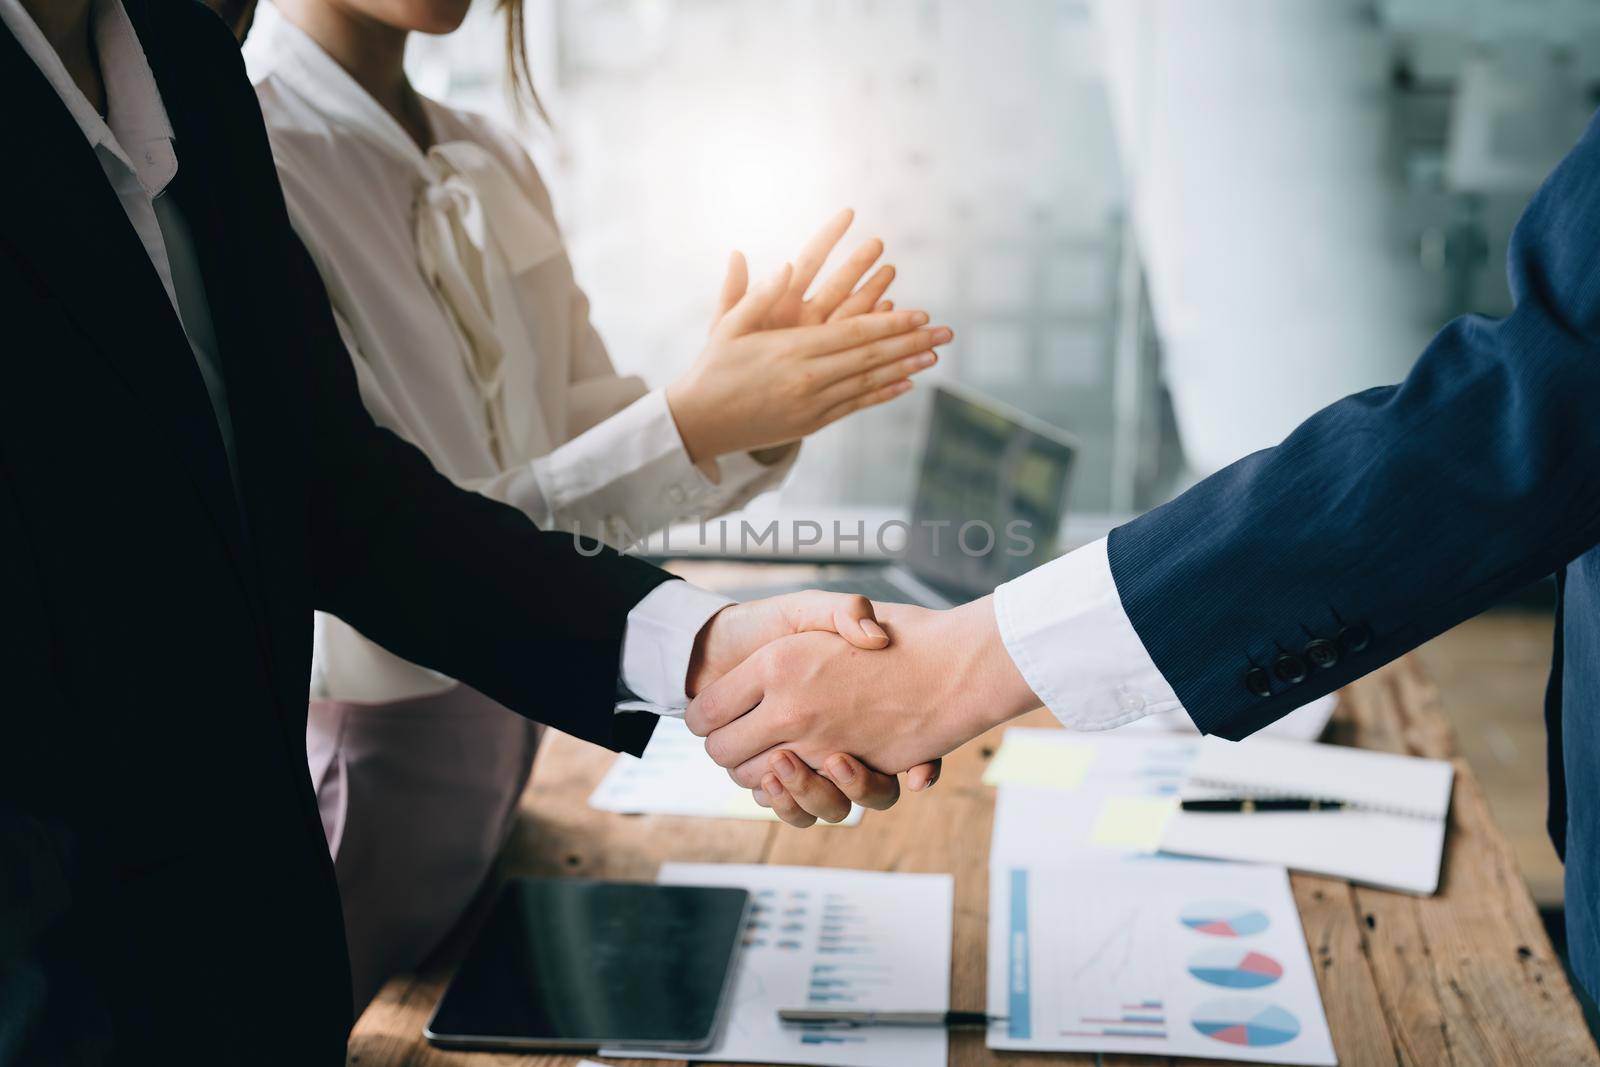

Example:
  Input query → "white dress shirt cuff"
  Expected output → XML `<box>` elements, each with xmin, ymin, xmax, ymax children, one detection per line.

<box><xmin>618</xmin><ymin>579</ymin><xmax>733</xmax><ymax>714</ymax></box>
<box><xmin>992</xmin><ymin>537</ymin><xmax>1186</xmax><ymax>730</ymax></box>
<box><xmin>713</xmin><ymin>442</ymin><xmax>799</xmax><ymax>489</ymax></box>
<box><xmin>532</xmin><ymin>388</ymin><xmax>708</xmax><ymax>531</ymax></box>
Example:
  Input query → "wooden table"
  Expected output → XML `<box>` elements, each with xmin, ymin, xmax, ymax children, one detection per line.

<box><xmin>349</xmin><ymin>568</ymin><xmax>1598</xmax><ymax>1067</ymax></box>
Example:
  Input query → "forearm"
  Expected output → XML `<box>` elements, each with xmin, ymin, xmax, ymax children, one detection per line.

<box><xmin>920</xmin><ymin>597</ymin><xmax>1042</xmax><ymax>738</ymax></box>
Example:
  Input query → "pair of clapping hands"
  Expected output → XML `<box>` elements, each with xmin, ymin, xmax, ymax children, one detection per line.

<box><xmin>665</xmin><ymin>207</ymin><xmax>953</xmax><ymax>469</ymax></box>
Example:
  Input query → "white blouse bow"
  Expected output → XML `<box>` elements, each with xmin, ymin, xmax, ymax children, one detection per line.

<box><xmin>413</xmin><ymin>141</ymin><xmax>562</xmax><ymax>464</ymax></box>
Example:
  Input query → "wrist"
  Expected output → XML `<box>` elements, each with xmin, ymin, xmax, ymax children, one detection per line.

<box><xmin>935</xmin><ymin>597</ymin><xmax>1039</xmax><ymax>738</ymax></box>
<box><xmin>684</xmin><ymin>604</ymin><xmax>731</xmax><ymax>698</ymax></box>
<box><xmin>665</xmin><ymin>379</ymin><xmax>717</xmax><ymax>465</ymax></box>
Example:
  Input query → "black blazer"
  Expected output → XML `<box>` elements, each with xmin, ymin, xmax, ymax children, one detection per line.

<box><xmin>0</xmin><ymin>2</ymin><xmax>667</xmax><ymax>1062</ymax></box>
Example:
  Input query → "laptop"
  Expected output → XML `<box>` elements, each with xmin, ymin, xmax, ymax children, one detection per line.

<box><xmin>733</xmin><ymin>383</ymin><xmax>1078</xmax><ymax>608</ymax></box>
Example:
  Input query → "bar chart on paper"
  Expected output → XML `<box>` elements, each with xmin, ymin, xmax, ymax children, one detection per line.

<box><xmin>608</xmin><ymin>864</ymin><xmax>952</xmax><ymax>1067</ymax></box>
<box><xmin>988</xmin><ymin>861</ymin><xmax>1335</xmax><ymax>1065</ymax></box>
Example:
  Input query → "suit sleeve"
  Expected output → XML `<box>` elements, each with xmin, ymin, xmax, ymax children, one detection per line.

<box><xmin>1107</xmin><ymin>109</ymin><xmax>1600</xmax><ymax>741</ymax></box>
<box><xmin>289</xmin><ymin>226</ymin><xmax>672</xmax><ymax>753</ymax></box>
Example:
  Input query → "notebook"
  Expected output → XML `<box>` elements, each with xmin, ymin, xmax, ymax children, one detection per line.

<box><xmin>1159</xmin><ymin>735</ymin><xmax>1455</xmax><ymax>894</ymax></box>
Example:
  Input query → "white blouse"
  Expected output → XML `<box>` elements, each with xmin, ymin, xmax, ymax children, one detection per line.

<box><xmin>243</xmin><ymin>3</ymin><xmax>793</xmax><ymax>702</ymax></box>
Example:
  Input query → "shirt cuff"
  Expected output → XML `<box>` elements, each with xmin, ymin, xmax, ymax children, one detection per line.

<box><xmin>992</xmin><ymin>537</ymin><xmax>1185</xmax><ymax>730</ymax></box>
<box><xmin>618</xmin><ymin>579</ymin><xmax>733</xmax><ymax>714</ymax></box>
<box><xmin>534</xmin><ymin>387</ymin><xmax>711</xmax><ymax>529</ymax></box>
<box><xmin>714</xmin><ymin>442</ymin><xmax>799</xmax><ymax>487</ymax></box>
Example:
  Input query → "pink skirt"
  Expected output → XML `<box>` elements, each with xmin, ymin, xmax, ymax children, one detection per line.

<box><xmin>306</xmin><ymin>684</ymin><xmax>541</xmax><ymax>1009</ymax></box>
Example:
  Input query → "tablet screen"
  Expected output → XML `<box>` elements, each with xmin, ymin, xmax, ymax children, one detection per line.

<box><xmin>425</xmin><ymin>878</ymin><xmax>749</xmax><ymax>1051</ymax></box>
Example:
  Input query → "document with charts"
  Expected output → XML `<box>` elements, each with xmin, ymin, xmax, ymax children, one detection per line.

<box><xmin>607</xmin><ymin>863</ymin><xmax>952</xmax><ymax>1067</ymax></box>
<box><xmin>987</xmin><ymin>859</ymin><xmax>1335</xmax><ymax>1064</ymax></box>
<box><xmin>589</xmin><ymin>717</ymin><xmax>862</xmax><ymax>824</ymax></box>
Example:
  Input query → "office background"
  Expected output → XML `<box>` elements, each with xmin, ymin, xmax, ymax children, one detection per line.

<box><xmin>402</xmin><ymin>0</ymin><xmax>1598</xmax><ymax>902</ymax></box>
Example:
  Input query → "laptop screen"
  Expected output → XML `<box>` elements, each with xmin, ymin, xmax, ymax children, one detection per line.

<box><xmin>904</xmin><ymin>386</ymin><xmax>1077</xmax><ymax>600</ymax></box>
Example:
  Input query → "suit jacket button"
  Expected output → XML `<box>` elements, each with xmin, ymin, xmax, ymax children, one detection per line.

<box><xmin>1338</xmin><ymin>624</ymin><xmax>1372</xmax><ymax>654</ymax></box>
<box><xmin>1304</xmin><ymin>638</ymin><xmax>1338</xmax><ymax>669</ymax></box>
<box><xmin>1245</xmin><ymin>667</ymin><xmax>1272</xmax><ymax>698</ymax></box>
<box><xmin>1273</xmin><ymin>653</ymin><xmax>1307</xmax><ymax>684</ymax></box>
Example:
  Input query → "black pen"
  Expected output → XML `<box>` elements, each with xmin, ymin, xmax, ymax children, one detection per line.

<box><xmin>778</xmin><ymin>1009</ymin><xmax>1005</xmax><ymax>1028</ymax></box>
<box><xmin>1180</xmin><ymin>796</ymin><xmax>1347</xmax><ymax>813</ymax></box>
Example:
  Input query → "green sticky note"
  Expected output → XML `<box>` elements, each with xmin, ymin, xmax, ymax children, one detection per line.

<box><xmin>1090</xmin><ymin>796</ymin><xmax>1177</xmax><ymax>851</ymax></box>
<box><xmin>982</xmin><ymin>738</ymin><xmax>1094</xmax><ymax>789</ymax></box>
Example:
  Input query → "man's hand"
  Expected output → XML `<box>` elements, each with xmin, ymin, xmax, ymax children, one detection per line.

<box><xmin>686</xmin><ymin>590</ymin><xmax>886</xmax><ymax>697</ymax></box>
<box><xmin>687</xmin><ymin>599</ymin><xmax>1041</xmax><ymax>789</ymax></box>
<box><xmin>687</xmin><ymin>592</ymin><xmax>943</xmax><ymax>817</ymax></box>
<box><xmin>752</xmin><ymin>751</ymin><xmax>942</xmax><ymax>828</ymax></box>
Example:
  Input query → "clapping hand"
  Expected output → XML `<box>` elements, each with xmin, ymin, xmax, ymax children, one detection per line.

<box><xmin>665</xmin><ymin>210</ymin><xmax>949</xmax><ymax>467</ymax></box>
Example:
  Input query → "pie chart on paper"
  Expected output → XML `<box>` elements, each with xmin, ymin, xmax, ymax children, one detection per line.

<box><xmin>1192</xmin><ymin>998</ymin><xmax>1301</xmax><ymax>1047</ymax></box>
<box><xmin>1188</xmin><ymin>947</ymin><xmax>1284</xmax><ymax>989</ymax></box>
<box><xmin>1179</xmin><ymin>900</ymin><xmax>1271</xmax><ymax>937</ymax></box>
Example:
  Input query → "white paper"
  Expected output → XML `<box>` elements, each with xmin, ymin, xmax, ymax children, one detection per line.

<box><xmin>607</xmin><ymin>863</ymin><xmax>952</xmax><ymax>1067</ymax></box>
<box><xmin>988</xmin><ymin>860</ymin><xmax>1336</xmax><ymax>1065</ymax></box>
<box><xmin>985</xmin><ymin>729</ymin><xmax>1199</xmax><ymax>865</ymax></box>
<box><xmin>1161</xmin><ymin>734</ymin><xmax>1455</xmax><ymax>894</ymax></box>
<box><xmin>589</xmin><ymin>717</ymin><xmax>863</xmax><ymax>825</ymax></box>
<box><xmin>1113</xmin><ymin>693</ymin><xmax>1338</xmax><ymax>742</ymax></box>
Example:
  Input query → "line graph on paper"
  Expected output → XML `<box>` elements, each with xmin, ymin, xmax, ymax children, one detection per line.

<box><xmin>1056</xmin><ymin>899</ymin><xmax>1171</xmax><ymax>1041</ymax></box>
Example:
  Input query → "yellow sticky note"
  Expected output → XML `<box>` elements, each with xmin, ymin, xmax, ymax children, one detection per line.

<box><xmin>982</xmin><ymin>739</ymin><xmax>1094</xmax><ymax>789</ymax></box>
<box><xmin>1090</xmin><ymin>796</ymin><xmax>1177</xmax><ymax>851</ymax></box>
<box><xmin>723</xmin><ymin>790</ymin><xmax>783</xmax><ymax>821</ymax></box>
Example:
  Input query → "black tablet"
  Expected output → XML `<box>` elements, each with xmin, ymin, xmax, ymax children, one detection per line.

<box><xmin>423</xmin><ymin>877</ymin><xmax>748</xmax><ymax>1052</ymax></box>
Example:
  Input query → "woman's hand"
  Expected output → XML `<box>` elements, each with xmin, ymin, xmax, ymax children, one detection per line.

<box><xmin>667</xmin><ymin>263</ymin><xmax>950</xmax><ymax>464</ymax></box>
<box><xmin>715</xmin><ymin>208</ymin><xmax>898</xmax><ymax>330</ymax></box>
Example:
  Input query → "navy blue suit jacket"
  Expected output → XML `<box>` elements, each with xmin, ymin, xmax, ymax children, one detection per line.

<box><xmin>1108</xmin><ymin>108</ymin><xmax>1600</xmax><ymax>991</ymax></box>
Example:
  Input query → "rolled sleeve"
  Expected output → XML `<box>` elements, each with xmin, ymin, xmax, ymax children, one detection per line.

<box><xmin>993</xmin><ymin>537</ymin><xmax>1185</xmax><ymax>730</ymax></box>
<box><xmin>617</xmin><ymin>579</ymin><xmax>733</xmax><ymax>713</ymax></box>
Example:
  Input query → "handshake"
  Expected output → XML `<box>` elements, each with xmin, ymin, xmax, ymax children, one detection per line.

<box><xmin>682</xmin><ymin>590</ymin><xmax>1042</xmax><ymax>827</ymax></box>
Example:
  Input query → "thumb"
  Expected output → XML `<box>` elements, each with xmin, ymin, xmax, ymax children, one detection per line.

<box><xmin>780</xmin><ymin>590</ymin><xmax>889</xmax><ymax>650</ymax></box>
<box><xmin>905</xmin><ymin>759</ymin><xmax>942</xmax><ymax>792</ymax></box>
<box><xmin>714</xmin><ymin>262</ymin><xmax>792</xmax><ymax>340</ymax></box>
<box><xmin>711</xmin><ymin>250</ymin><xmax>748</xmax><ymax>335</ymax></box>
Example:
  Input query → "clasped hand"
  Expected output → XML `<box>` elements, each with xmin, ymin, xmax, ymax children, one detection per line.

<box><xmin>688</xmin><ymin>596</ymin><xmax>1041</xmax><ymax>827</ymax></box>
<box><xmin>686</xmin><ymin>592</ymin><xmax>942</xmax><ymax>827</ymax></box>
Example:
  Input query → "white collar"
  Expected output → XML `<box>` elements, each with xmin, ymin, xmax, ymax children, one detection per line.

<box><xmin>0</xmin><ymin>0</ymin><xmax>176</xmax><ymax>197</ymax></box>
<box><xmin>244</xmin><ymin>0</ymin><xmax>429</xmax><ymax>168</ymax></box>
